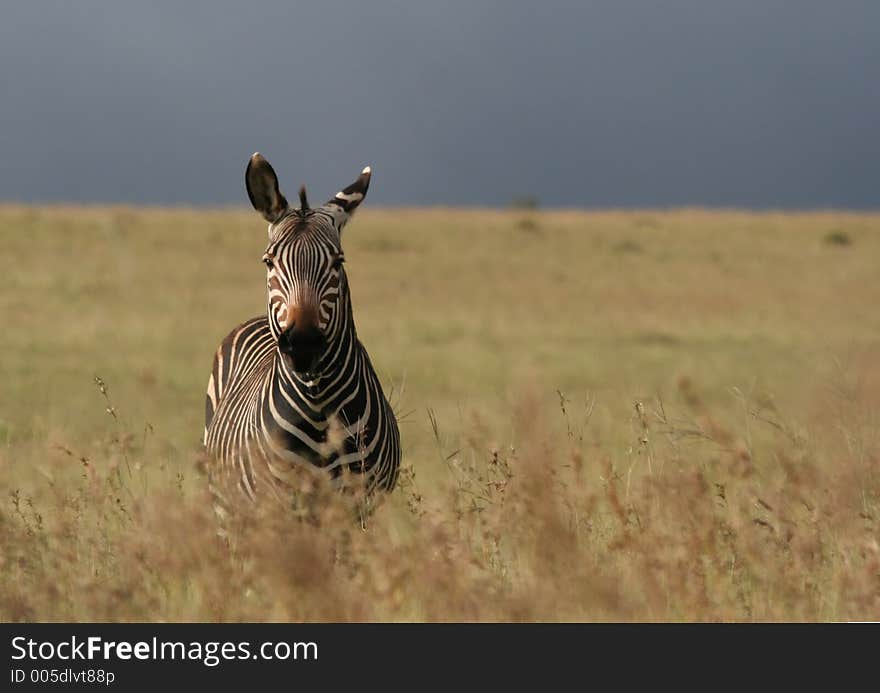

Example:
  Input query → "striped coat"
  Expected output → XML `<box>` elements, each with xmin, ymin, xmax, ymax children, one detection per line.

<box><xmin>203</xmin><ymin>154</ymin><xmax>400</xmax><ymax>515</ymax></box>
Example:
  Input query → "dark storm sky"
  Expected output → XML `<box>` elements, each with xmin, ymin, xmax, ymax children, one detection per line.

<box><xmin>1</xmin><ymin>1</ymin><xmax>878</xmax><ymax>208</ymax></box>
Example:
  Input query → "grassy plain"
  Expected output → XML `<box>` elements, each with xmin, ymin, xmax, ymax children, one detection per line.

<box><xmin>0</xmin><ymin>204</ymin><xmax>878</xmax><ymax>620</ymax></box>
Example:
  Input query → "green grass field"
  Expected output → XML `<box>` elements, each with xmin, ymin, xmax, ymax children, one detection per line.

<box><xmin>1</xmin><ymin>205</ymin><xmax>878</xmax><ymax>621</ymax></box>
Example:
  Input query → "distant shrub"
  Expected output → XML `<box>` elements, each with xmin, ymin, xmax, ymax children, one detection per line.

<box><xmin>517</xmin><ymin>217</ymin><xmax>540</xmax><ymax>232</ymax></box>
<box><xmin>612</xmin><ymin>239</ymin><xmax>643</xmax><ymax>254</ymax></box>
<box><xmin>823</xmin><ymin>230</ymin><xmax>852</xmax><ymax>246</ymax></box>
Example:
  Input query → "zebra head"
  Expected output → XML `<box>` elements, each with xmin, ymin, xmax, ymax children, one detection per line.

<box><xmin>245</xmin><ymin>152</ymin><xmax>370</xmax><ymax>375</ymax></box>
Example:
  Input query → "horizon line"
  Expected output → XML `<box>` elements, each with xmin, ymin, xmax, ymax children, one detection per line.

<box><xmin>2</xmin><ymin>201</ymin><xmax>879</xmax><ymax>215</ymax></box>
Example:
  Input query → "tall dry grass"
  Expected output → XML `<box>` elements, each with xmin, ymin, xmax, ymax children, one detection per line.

<box><xmin>1</xmin><ymin>374</ymin><xmax>876</xmax><ymax>622</ymax></box>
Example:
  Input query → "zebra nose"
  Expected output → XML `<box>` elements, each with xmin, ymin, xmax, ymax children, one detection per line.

<box><xmin>278</xmin><ymin>323</ymin><xmax>325</xmax><ymax>372</ymax></box>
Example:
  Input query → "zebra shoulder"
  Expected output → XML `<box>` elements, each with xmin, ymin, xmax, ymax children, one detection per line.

<box><xmin>205</xmin><ymin>316</ymin><xmax>274</xmax><ymax>433</ymax></box>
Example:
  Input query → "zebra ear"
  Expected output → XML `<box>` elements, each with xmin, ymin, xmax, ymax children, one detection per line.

<box><xmin>246</xmin><ymin>153</ymin><xmax>289</xmax><ymax>223</ymax></box>
<box><xmin>326</xmin><ymin>166</ymin><xmax>371</xmax><ymax>215</ymax></box>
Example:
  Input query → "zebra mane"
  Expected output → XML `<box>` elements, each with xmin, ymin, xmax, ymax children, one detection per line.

<box><xmin>298</xmin><ymin>185</ymin><xmax>310</xmax><ymax>213</ymax></box>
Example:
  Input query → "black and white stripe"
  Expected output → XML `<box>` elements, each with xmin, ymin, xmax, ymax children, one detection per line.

<box><xmin>204</xmin><ymin>154</ymin><xmax>400</xmax><ymax>515</ymax></box>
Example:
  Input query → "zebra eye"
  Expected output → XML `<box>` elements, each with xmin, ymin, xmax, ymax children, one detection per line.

<box><xmin>332</xmin><ymin>253</ymin><xmax>345</xmax><ymax>269</ymax></box>
<box><xmin>262</xmin><ymin>254</ymin><xmax>275</xmax><ymax>269</ymax></box>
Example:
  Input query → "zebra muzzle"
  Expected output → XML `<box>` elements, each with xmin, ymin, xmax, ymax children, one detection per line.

<box><xmin>278</xmin><ymin>324</ymin><xmax>326</xmax><ymax>373</ymax></box>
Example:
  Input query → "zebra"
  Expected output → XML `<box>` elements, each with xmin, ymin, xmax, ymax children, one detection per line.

<box><xmin>203</xmin><ymin>153</ymin><xmax>401</xmax><ymax>519</ymax></box>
